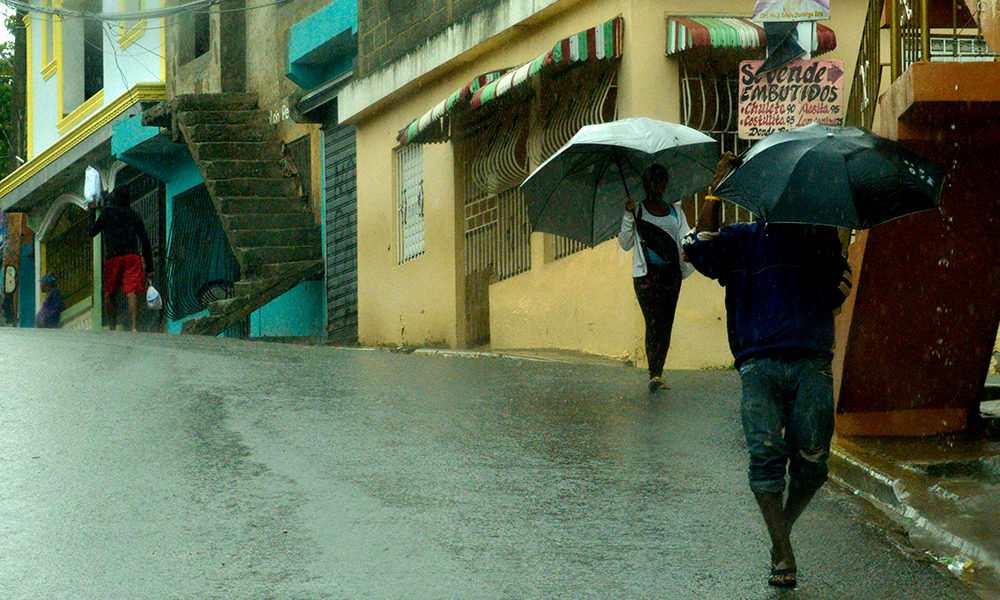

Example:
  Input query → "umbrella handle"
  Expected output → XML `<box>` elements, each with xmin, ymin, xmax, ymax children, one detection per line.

<box><xmin>614</xmin><ymin>151</ymin><xmax>638</xmax><ymax>216</ymax></box>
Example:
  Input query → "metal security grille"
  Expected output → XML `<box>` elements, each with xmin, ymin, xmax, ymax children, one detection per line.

<box><xmin>45</xmin><ymin>206</ymin><xmax>92</xmax><ymax>309</ymax></box>
<box><xmin>679</xmin><ymin>59</ymin><xmax>754</xmax><ymax>226</ymax></box>
<box><xmin>164</xmin><ymin>184</ymin><xmax>242</xmax><ymax>329</ymax></box>
<box><xmin>324</xmin><ymin>121</ymin><xmax>358</xmax><ymax>345</ymax></box>
<box><xmin>459</xmin><ymin>104</ymin><xmax>531</xmax><ymax>348</ymax></box>
<box><xmin>462</xmin><ymin>106</ymin><xmax>531</xmax><ymax>283</ymax></box>
<box><xmin>465</xmin><ymin>187</ymin><xmax>531</xmax><ymax>282</ymax></box>
<box><xmin>396</xmin><ymin>144</ymin><xmax>425</xmax><ymax>264</ymax></box>
<box><xmin>530</xmin><ymin>62</ymin><xmax>618</xmax><ymax>258</ymax></box>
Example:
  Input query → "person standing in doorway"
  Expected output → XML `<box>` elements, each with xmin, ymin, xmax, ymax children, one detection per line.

<box><xmin>683</xmin><ymin>152</ymin><xmax>852</xmax><ymax>588</ymax></box>
<box><xmin>88</xmin><ymin>187</ymin><xmax>153</xmax><ymax>332</ymax></box>
<box><xmin>618</xmin><ymin>164</ymin><xmax>694</xmax><ymax>392</ymax></box>
<box><xmin>34</xmin><ymin>273</ymin><xmax>65</xmax><ymax>328</ymax></box>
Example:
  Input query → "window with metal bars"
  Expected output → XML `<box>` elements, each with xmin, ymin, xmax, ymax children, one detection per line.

<box><xmin>396</xmin><ymin>144</ymin><xmax>425</xmax><ymax>264</ymax></box>
<box><xmin>530</xmin><ymin>61</ymin><xmax>618</xmax><ymax>259</ymax></box>
<box><xmin>678</xmin><ymin>56</ymin><xmax>755</xmax><ymax>226</ymax></box>
<box><xmin>460</xmin><ymin>104</ymin><xmax>531</xmax><ymax>283</ymax></box>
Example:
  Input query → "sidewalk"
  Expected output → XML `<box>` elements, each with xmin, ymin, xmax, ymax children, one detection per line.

<box><xmin>829</xmin><ymin>393</ymin><xmax>1000</xmax><ymax>597</ymax></box>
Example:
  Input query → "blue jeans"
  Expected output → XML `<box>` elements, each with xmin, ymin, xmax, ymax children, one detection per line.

<box><xmin>738</xmin><ymin>356</ymin><xmax>835</xmax><ymax>495</ymax></box>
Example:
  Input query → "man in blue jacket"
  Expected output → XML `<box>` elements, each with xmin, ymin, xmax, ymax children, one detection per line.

<box><xmin>683</xmin><ymin>153</ymin><xmax>852</xmax><ymax>589</ymax></box>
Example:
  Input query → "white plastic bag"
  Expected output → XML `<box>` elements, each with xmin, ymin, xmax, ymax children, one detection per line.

<box><xmin>84</xmin><ymin>166</ymin><xmax>102</xmax><ymax>202</ymax></box>
<box><xmin>146</xmin><ymin>285</ymin><xmax>163</xmax><ymax>310</ymax></box>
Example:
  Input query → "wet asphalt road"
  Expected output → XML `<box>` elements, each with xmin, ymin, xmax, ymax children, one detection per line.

<box><xmin>0</xmin><ymin>329</ymin><xmax>982</xmax><ymax>599</ymax></box>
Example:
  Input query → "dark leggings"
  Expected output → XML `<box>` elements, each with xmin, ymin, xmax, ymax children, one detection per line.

<box><xmin>633</xmin><ymin>264</ymin><xmax>681</xmax><ymax>379</ymax></box>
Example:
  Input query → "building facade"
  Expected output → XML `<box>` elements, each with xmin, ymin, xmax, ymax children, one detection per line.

<box><xmin>338</xmin><ymin>0</ymin><xmax>867</xmax><ymax>368</ymax></box>
<box><xmin>0</xmin><ymin>0</ymin><xmax>166</xmax><ymax>330</ymax></box>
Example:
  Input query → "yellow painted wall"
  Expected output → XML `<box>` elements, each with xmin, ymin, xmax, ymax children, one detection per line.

<box><xmin>356</xmin><ymin>120</ymin><xmax>459</xmax><ymax>347</ymax></box>
<box><xmin>353</xmin><ymin>0</ymin><xmax>869</xmax><ymax>368</ymax></box>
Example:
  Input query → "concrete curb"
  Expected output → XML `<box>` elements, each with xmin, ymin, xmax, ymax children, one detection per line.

<box><xmin>829</xmin><ymin>437</ymin><xmax>1000</xmax><ymax>588</ymax></box>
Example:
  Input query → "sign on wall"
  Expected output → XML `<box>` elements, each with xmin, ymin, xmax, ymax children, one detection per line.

<box><xmin>753</xmin><ymin>0</ymin><xmax>830</xmax><ymax>22</ymax></box>
<box><xmin>737</xmin><ymin>59</ymin><xmax>845</xmax><ymax>139</ymax></box>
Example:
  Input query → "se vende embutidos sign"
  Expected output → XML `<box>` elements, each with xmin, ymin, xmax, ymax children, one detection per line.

<box><xmin>738</xmin><ymin>59</ymin><xmax>845</xmax><ymax>139</ymax></box>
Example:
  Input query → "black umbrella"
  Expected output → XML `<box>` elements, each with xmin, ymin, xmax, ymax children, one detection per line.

<box><xmin>714</xmin><ymin>123</ymin><xmax>945</xmax><ymax>229</ymax></box>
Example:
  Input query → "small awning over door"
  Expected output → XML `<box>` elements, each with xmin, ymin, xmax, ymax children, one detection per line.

<box><xmin>665</xmin><ymin>16</ymin><xmax>836</xmax><ymax>56</ymax></box>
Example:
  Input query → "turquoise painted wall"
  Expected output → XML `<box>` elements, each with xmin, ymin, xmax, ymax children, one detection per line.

<box><xmin>115</xmin><ymin>116</ymin><xmax>325</xmax><ymax>339</ymax></box>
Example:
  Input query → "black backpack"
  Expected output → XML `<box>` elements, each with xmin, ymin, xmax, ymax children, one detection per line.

<box><xmin>634</xmin><ymin>204</ymin><xmax>680</xmax><ymax>275</ymax></box>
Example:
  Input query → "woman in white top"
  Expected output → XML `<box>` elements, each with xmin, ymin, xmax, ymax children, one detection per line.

<box><xmin>618</xmin><ymin>164</ymin><xmax>695</xmax><ymax>392</ymax></box>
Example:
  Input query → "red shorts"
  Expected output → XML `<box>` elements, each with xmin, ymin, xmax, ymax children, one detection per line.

<box><xmin>103</xmin><ymin>254</ymin><xmax>146</xmax><ymax>297</ymax></box>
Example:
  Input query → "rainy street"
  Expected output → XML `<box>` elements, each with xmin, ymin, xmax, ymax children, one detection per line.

<box><xmin>0</xmin><ymin>328</ymin><xmax>985</xmax><ymax>599</ymax></box>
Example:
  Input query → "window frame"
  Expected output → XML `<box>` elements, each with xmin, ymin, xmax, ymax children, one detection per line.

<box><xmin>395</xmin><ymin>144</ymin><xmax>425</xmax><ymax>265</ymax></box>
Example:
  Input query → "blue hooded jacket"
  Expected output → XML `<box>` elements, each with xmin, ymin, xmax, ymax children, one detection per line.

<box><xmin>684</xmin><ymin>222</ymin><xmax>850</xmax><ymax>367</ymax></box>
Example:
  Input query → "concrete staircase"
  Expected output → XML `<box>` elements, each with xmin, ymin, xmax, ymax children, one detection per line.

<box><xmin>143</xmin><ymin>94</ymin><xmax>322</xmax><ymax>336</ymax></box>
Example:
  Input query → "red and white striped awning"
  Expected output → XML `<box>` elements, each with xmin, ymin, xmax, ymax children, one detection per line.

<box><xmin>665</xmin><ymin>16</ymin><xmax>836</xmax><ymax>56</ymax></box>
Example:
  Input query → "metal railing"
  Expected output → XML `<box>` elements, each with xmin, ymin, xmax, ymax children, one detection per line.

<box><xmin>845</xmin><ymin>0</ymin><xmax>884</xmax><ymax>129</ymax></box>
<box><xmin>846</xmin><ymin>0</ymin><xmax>992</xmax><ymax>130</ymax></box>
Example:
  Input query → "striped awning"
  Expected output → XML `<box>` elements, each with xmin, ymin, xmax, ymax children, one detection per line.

<box><xmin>396</xmin><ymin>70</ymin><xmax>511</xmax><ymax>145</ymax></box>
<box><xmin>397</xmin><ymin>16</ymin><xmax>624</xmax><ymax>145</ymax></box>
<box><xmin>665</xmin><ymin>16</ymin><xmax>836</xmax><ymax>56</ymax></box>
<box><xmin>470</xmin><ymin>16</ymin><xmax>623</xmax><ymax>109</ymax></box>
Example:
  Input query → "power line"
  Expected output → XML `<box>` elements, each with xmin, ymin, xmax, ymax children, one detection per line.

<box><xmin>3</xmin><ymin>0</ymin><xmax>296</xmax><ymax>24</ymax></box>
<box><xmin>0</xmin><ymin>0</ymin><xmax>216</xmax><ymax>22</ymax></box>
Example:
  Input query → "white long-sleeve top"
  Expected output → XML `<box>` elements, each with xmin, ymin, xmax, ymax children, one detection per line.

<box><xmin>618</xmin><ymin>201</ymin><xmax>695</xmax><ymax>279</ymax></box>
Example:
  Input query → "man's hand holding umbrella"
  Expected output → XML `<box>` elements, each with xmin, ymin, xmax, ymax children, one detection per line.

<box><xmin>695</xmin><ymin>152</ymin><xmax>740</xmax><ymax>234</ymax></box>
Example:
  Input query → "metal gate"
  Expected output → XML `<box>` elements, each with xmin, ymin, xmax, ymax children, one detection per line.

<box><xmin>324</xmin><ymin>121</ymin><xmax>358</xmax><ymax>345</ymax></box>
<box><xmin>163</xmin><ymin>183</ymin><xmax>244</xmax><ymax>337</ymax></box>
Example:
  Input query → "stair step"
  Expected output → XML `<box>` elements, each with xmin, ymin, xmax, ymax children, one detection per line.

<box><xmin>207</xmin><ymin>177</ymin><xmax>300</xmax><ymax>199</ymax></box>
<box><xmin>177</xmin><ymin>110</ymin><xmax>269</xmax><ymax>127</ymax></box>
<box><xmin>185</xmin><ymin>123</ymin><xmax>271</xmax><ymax>143</ymax></box>
<box><xmin>201</xmin><ymin>160</ymin><xmax>285</xmax><ymax>180</ymax></box>
<box><xmin>241</xmin><ymin>245</ymin><xmax>322</xmax><ymax>269</ymax></box>
<box><xmin>172</xmin><ymin>93</ymin><xmax>259</xmax><ymax>112</ymax></box>
<box><xmin>222</xmin><ymin>212</ymin><xmax>316</xmax><ymax>230</ymax></box>
<box><xmin>208</xmin><ymin>296</ymin><xmax>251</xmax><ymax>316</ymax></box>
<box><xmin>218</xmin><ymin>196</ymin><xmax>312</xmax><ymax>214</ymax></box>
<box><xmin>255</xmin><ymin>260</ymin><xmax>324</xmax><ymax>279</ymax></box>
<box><xmin>231</xmin><ymin>227</ymin><xmax>320</xmax><ymax>248</ymax></box>
<box><xmin>190</xmin><ymin>142</ymin><xmax>280</xmax><ymax>162</ymax></box>
<box><xmin>234</xmin><ymin>276</ymin><xmax>280</xmax><ymax>298</ymax></box>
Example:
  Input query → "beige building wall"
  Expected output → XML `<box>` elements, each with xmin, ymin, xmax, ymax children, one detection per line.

<box><xmin>357</xmin><ymin>119</ymin><xmax>460</xmax><ymax>347</ymax></box>
<box><xmin>352</xmin><ymin>0</ymin><xmax>869</xmax><ymax>367</ymax></box>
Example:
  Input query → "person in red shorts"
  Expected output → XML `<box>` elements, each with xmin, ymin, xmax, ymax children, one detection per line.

<box><xmin>88</xmin><ymin>186</ymin><xmax>154</xmax><ymax>332</ymax></box>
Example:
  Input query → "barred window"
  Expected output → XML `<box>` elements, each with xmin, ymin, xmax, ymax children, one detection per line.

<box><xmin>396</xmin><ymin>144</ymin><xmax>425</xmax><ymax>264</ymax></box>
<box><xmin>679</xmin><ymin>56</ymin><xmax>755</xmax><ymax>226</ymax></box>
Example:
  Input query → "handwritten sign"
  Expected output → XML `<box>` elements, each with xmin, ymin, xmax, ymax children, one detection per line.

<box><xmin>753</xmin><ymin>0</ymin><xmax>829</xmax><ymax>22</ymax></box>
<box><xmin>737</xmin><ymin>59</ymin><xmax>845</xmax><ymax>139</ymax></box>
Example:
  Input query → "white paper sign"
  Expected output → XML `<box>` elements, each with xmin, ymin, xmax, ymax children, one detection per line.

<box><xmin>753</xmin><ymin>0</ymin><xmax>830</xmax><ymax>22</ymax></box>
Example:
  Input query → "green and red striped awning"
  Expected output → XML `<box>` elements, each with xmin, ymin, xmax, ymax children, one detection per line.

<box><xmin>397</xmin><ymin>16</ymin><xmax>624</xmax><ymax>145</ymax></box>
<box><xmin>470</xmin><ymin>16</ymin><xmax>623</xmax><ymax>110</ymax></box>
<box><xmin>665</xmin><ymin>16</ymin><xmax>836</xmax><ymax>56</ymax></box>
<box><xmin>396</xmin><ymin>70</ymin><xmax>511</xmax><ymax>146</ymax></box>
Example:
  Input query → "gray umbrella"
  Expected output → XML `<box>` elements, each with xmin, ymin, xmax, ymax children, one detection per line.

<box><xmin>520</xmin><ymin>118</ymin><xmax>718</xmax><ymax>247</ymax></box>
